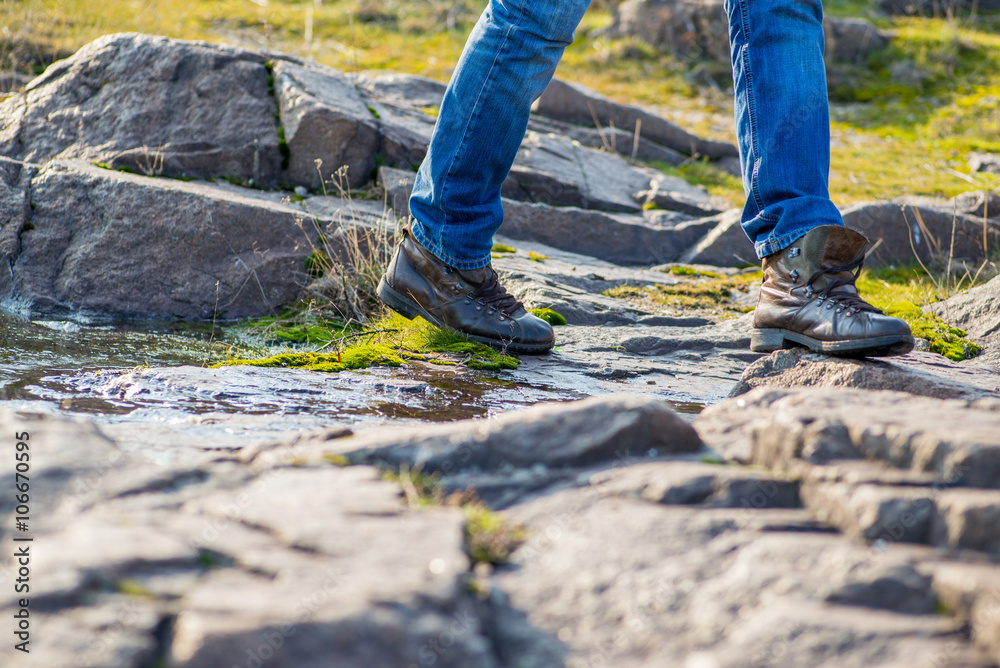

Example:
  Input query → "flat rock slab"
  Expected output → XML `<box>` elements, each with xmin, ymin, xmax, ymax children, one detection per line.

<box><xmin>696</xmin><ymin>386</ymin><xmax>1000</xmax><ymax>488</ymax></box>
<box><xmin>248</xmin><ymin>395</ymin><xmax>702</xmax><ymax>474</ymax></box>
<box><xmin>0</xmin><ymin>33</ymin><xmax>282</xmax><ymax>186</ymax></box>
<box><xmin>0</xmin><ymin>409</ymin><xmax>559</xmax><ymax>668</ymax></box>
<box><xmin>731</xmin><ymin>348</ymin><xmax>1000</xmax><ymax>401</ymax></box>
<box><xmin>490</xmin><ymin>484</ymin><xmax>990</xmax><ymax>667</ymax></box>
<box><xmin>592</xmin><ymin>460</ymin><xmax>800</xmax><ymax>509</ymax></box>
<box><xmin>532</xmin><ymin>77</ymin><xmax>738</xmax><ymax>160</ymax></box>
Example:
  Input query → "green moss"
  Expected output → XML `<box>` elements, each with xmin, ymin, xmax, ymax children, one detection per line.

<box><xmin>882</xmin><ymin>302</ymin><xmax>981</xmax><ymax>361</ymax></box>
<box><xmin>700</xmin><ymin>454</ymin><xmax>725</xmax><ymax>465</ymax></box>
<box><xmin>666</xmin><ymin>265</ymin><xmax>725</xmax><ymax>279</ymax></box>
<box><xmin>277</xmin><ymin>125</ymin><xmax>290</xmax><ymax>170</ymax></box>
<box><xmin>419</xmin><ymin>105</ymin><xmax>439</xmax><ymax>117</ymax></box>
<box><xmin>116</xmin><ymin>579</ymin><xmax>154</xmax><ymax>598</ymax></box>
<box><xmin>527</xmin><ymin>251</ymin><xmax>548</xmax><ymax>263</ymax></box>
<box><xmin>530</xmin><ymin>308</ymin><xmax>568</xmax><ymax>327</ymax></box>
<box><xmin>366</xmin><ymin>104</ymin><xmax>381</xmax><ymax>119</ymax></box>
<box><xmin>642</xmin><ymin>201</ymin><xmax>660</xmax><ymax>211</ymax></box>
<box><xmin>115</xmin><ymin>165</ymin><xmax>136</xmax><ymax>174</ymax></box>
<box><xmin>491</xmin><ymin>243</ymin><xmax>516</xmax><ymax>254</ymax></box>
<box><xmin>464</xmin><ymin>502</ymin><xmax>525</xmax><ymax>566</ymax></box>
<box><xmin>222</xmin><ymin>312</ymin><xmax>520</xmax><ymax>373</ymax></box>
<box><xmin>22</xmin><ymin>221</ymin><xmax>34</xmax><ymax>231</ymax></box>
<box><xmin>605</xmin><ymin>271</ymin><xmax>762</xmax><ymax>319</ymax></box>
<box><xmin>92</xmin><ymin>161</ymin><xmax>113</xmax><ymax>170</ymax></box>
<box><xmin>852</xmin><ymin>265</ymin><xmax>983</xmax><ymax>361</ymax></box>
<box><xmin>324</xmin><ymin>453</ymin><xmax>350</xmax><ymax>467</ymax></box>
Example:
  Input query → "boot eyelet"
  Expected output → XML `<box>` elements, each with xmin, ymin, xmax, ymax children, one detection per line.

<box><xmin>835</xmin><ymin>307</ymin><xmax>844</xmax><ymax>313</ymax></box>
<box><xmin>826</xmin><ymin>303</ymin><xmax>834</xmax><ymax>309</ymax></box>
<box><xmin>789</xmin><ymin>270</ymin><xmax>799</xmax><ymax>282</ymax></box>
<box><xmin>788</xmin><ymin>247</ymin><xmax>801</xmax><ymax>258</ymax></box>
<box><xmin>499</xmin><ymin>316</ymin><xmax>506</xmax><ymax>321</ymax></box>
<box><xmin>464</xmin><ymin>298</ymin><xmax>472</xmax><ymax>305</ymax></box>
<box><xmin>804</xmin><ymin>286</ymin><xmax>815</xmax><ymax>296</ymax></box>
<box><xmin>476</xmin><ymin>306</ymin><xmax>482</xmax><ymax>311</ymax></box>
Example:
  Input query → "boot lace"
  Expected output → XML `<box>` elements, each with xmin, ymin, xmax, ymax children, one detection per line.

<box><xmin>805</xmin><ymin>255</ymin><xmax>883</xmax><ymax>316</ymax></box>
<box><xmin>467</xmin><ymin>268</ymin><xmax>523</xmax><ymax>316</ymax></box>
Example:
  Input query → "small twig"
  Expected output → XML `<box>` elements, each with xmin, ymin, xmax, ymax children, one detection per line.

<box><xmin>588</xmin><ymin>102</ymin><xmax>612</xmax><ymax>154</ymax></box>
<box><xmin>631</xmin><ymin>118</ymin><xmax>642</xmax><ymax>160</ymax></box>
<box><xmin>399</xmin><ymin>463</ymin><xmax>420</xmax><ymax>509</ymax></box>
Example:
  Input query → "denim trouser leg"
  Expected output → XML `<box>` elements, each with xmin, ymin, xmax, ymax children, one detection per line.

<box><xmin>408</xmin><ymin>0</ymin><xmax>592</xmax><ymax>270</ymax></box>
<box><xmin>725</xmin><ymin>0</ymin><xmax>845</xmax><ymax>259</ymax></box>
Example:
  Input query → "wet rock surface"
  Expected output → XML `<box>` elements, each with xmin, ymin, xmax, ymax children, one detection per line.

<box><xmin>4</xmin><ymin>33</ymin><xmax>1000</xmax><ymax>668</ymax></box>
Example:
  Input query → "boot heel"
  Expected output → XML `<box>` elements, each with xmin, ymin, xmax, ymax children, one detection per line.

<box><xmin>750</xmin><ymin>329</ymin><xmax>787</xmax><ymax>353</ymax></box>
<box><xmin>376</xmin><ymin>278</ymin><xmax>420</xmax><ymax>320</ymax></box>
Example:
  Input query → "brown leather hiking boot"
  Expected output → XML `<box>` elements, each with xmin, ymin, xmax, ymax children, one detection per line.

<box><xmin>377</xmin><ymin>230</ymin><xmax>555</xmax><ymax>354</ymax></box>
<box><xmin>751</xmin><ymin>225</ymin><xmax>914</xmax><ymax>357</ymax></box>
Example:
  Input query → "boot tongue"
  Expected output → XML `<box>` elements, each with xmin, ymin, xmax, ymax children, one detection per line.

<box><xmin>455</xmin><ymin>266</ymin><xmax>490</xmax><ymax>287</ymax></box>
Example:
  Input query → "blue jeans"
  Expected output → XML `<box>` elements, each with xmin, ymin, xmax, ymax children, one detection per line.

<box><xmin>409</xmin><ymin>0</ymin><xmax>844</xmax><ymax>268</ymax></box>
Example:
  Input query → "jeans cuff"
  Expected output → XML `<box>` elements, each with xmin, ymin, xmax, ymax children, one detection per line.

<box><xmin>755</xmin><ymin>229</ymin><xmax>814</xmax><ymax>259</ymax></box>
<box><xmin>410</xmin><ymin>220</ymin><xmax>493</xmax><ymax>271</ymax></box>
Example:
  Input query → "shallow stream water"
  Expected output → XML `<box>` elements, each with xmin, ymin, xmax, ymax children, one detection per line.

<box><xmin>0</xmin><ymin>313</ymin><xmax>705</xmax><ymax>464</ymax></box>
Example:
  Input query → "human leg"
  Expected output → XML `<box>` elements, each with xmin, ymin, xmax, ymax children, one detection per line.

<box><xmin>379</xmin><ymin>0</ymin><xmax>591</xmax><ymax>353</ymax></box>
<box><xmin>408</xmin><ymin>0</ymin><xmax>592</xmax><ymax>270</ymax></box>
<box><xmin>725</xmin><ymin>0</ymin><xmax>913</xmax><ymax>356</ymax></box>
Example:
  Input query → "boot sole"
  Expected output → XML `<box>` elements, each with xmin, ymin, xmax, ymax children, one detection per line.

<box><xmin>376</xmin><ymin>278</ymin><xmax>554</xmax><ymax>355</ymax></box>
<box><xmin>750</xmin><ymin>328</ymin><xmax>915</xmax><ymax>358</ymax></box>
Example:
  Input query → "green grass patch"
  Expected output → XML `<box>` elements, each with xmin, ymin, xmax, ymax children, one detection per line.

<box><xmin>527</xmin><ymin>251</ymin><xmax>548</xmax><ymax>263</ymax></box>
<box><xmin>530</xmin><ymin>308</ymin><xmax>568</xmax><ymax>326</ymax></box>
<box><xmin>491</xmin><ymin>243</ymin><xmax>516</xmax><ymax>254</ymax></box>
<box><xmin>464</xmin><ymin>502</ymin><xmax>526</xmax><ymax>566</ymax></box>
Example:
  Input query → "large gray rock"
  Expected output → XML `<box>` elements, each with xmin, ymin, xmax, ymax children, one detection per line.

<box><xmin>841</xmin><ymin>200</ymin><xmax>1000</xmax><ymax>267</ymax></box>
<box><xmin>969</xmin><ymin>152</ymin><xmax>1000</xmax><ymax>175</ymax></box>
<box><xmin>378</xmin><ymin>165</ymin><xmax>717</xmax><ymax>265</ymax></box>
<box><xmin>951</xmin><ymin>189</ymin><xmax>1000</xmax><ymax>220</ymax></box>
<box><xmin>677</xmin><ymin>208</ymin><xmax>756</xmax><ymax>266</ymax></box>
<box><xmin>272</xmin><ymin>60</ymin><xmax>380</xmax><ymax>189</ymax></box>
<box><xmin>8</xmin><ymin>160</ymin><xmax>374</xmax><ymax>319</ymax></box>
<box><xmin>529</xmin><ymin>115</ymin><xmax>688</xmax><ymax>166</ymax></box>
<box><xmin>696</xmin><ymin>387</ymin><xmax>1000</xmax><ymax>488</ymax></box>
<box><xmin>880</xmin><ymin>0</ymin><xmax>1000</xmax><ymax>15</ymax></box>
<box><xmin>824</xmin><ymin>17</ymin><xmax>892</xmax><ymax>64</ymax></box>
<box><xmin>499</xmin><ymin>201</ymin><xmax>715</xmax><ymax>265</ymax></box>
<box><xmin>0</xmin><ymin>157</ymin><xmax>34</xmax><ymax>297</ymax></box>
<box><xmin>249</xmin><ymin>395</ymin><xmax>702</xmax><ymax>474</ymax></box>
<box><xmin>532</xmin><ymin>77</ymin><xmax>738</xmax><ymax>160</ymax></box>
<box><xmin>730</xmin><ymin>348</ymin><xmax>1000</xmax><ymax>401</ymax></box>
<box><xmin>930</xmin><ymin>274</ymin><xmax>1000</xmax><ymax>346</ymax></box>
<box><xmin>504</xmin><ymin>131</ymin><xmax>656</xmax><ymax>213</ymax></box>
<box><xmin>608</xmin><ymin>0</ymin><xmax>890</xmax><ymax>68</ymax></box>
<box><xmin>0</xmin><ymin>33</ymin><xmax>283</xmax><ymax>187</ymax></box>
<box><xmin>353</xmin><ymin>71</ymin><xmax>447</xmax><ymax>109</ymax></box>
<box><xmin>635</xmin><ymin>173</ymin><xmax>722</xmax><ymax>217</ymax></box>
